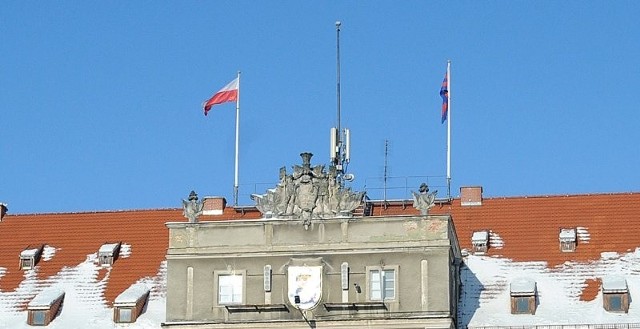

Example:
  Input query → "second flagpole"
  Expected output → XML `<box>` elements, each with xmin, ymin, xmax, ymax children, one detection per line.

<box><xmin>446</xmin><ymin>60</ymin><xmax>451</xmax><ymax>199</ymax></box>
<box><xmin>234</xmin><ymin>71</ymin><xmax>241</xmax><ymax>206</ymax></box>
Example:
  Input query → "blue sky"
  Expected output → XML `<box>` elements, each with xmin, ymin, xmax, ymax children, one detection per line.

<box><xmin>2</xmin><ymin>1</ymin><xmax>639</xmax><ymax>214</ymax></box>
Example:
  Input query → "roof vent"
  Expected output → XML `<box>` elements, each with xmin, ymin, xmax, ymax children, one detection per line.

<box><xmin>559</xmin><ymin>228</ymin><xmax>577</xmax><ymax>252</ymax></box>
<box><xmin>472</xmin><ymin>230</ymin><xmax>489</xmax><ymax>254</ymax></box>
<box><xmin>98</xmin><ymin>242</ymin><xmax>121</xmax><ymax>266</ymax></box>
<box><xmin>460</xmin><ymin>186</ymin><xmax>483</xmax><ymax>206</ymax></box>
<box><xmin>202</xmin><ymin>196</ymin><xmax>226</xmax><ymax>216</ymax></box>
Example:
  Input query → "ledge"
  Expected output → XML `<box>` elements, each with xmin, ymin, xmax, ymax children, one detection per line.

<box><xmin>225</xmin><ymin>304</ymin><xmax>289</xmax><ymax>314</ymax></box>
<box><xmin>323</xmin><ymin>302</ymin><xmax>387</xmax><ymax>312</ymax></box>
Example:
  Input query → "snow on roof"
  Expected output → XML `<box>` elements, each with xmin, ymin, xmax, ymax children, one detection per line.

<box><xmin>27</xmin><ymin>288</ymin><xmax>64</xmax><ymax>309</ymax></box>
<box><xmin>41</xmin><ymin>245</ymin><xmax>57</xmax><ymax>261</ymax></box>
<box><xmin>0</xmin><ymin>257</ymin><xmax>167</xmax><ymax>328</ymax></box>
<box><xmin>119</xmin><ymin>243</ymin><xmax>132</xmax><ymax>258</ymax></box>
<box><xmin>510</xmin><ymin>277</ymin><xmax>536</xmax><ymax>295</ymax></box>
<box><xmin>489</xmin><ymin>231</ymin><xmax>504</xmax><ymax>249</ymax></box>
<box><xmin>559</xmin><ymin>228</ymin><xmax>576</xmax><ymax>241</ymax></box>
<box><xmin>114</xmin><ymin>283</ymin><xmax>149</xmax><ymax>306</ymax></box>
<box><xmin>602</xmin><ymin>276</ymin><xmax>628</xmax><ymax>292</ymax></box>
<box><xmin>20</xmin><ymin>248</ymin><xmax>39</xmax><ymax>258</ymax></box>
<box><xmin>98</xmin><ymin>242</ymin><xmax>120</xmax><ymax>255</ymax></box>
<box><xmin>460</xmin><ymin>248</ymin><xmax>640</xmax><ymax>327</ymax></box>
<box><xmin>577</xmin><ymin>226</ymin><xmax>590</xmax><ymax>243</ymax></box>
<box><xmin>472</xmin><ymin>231</ymin><xmax>489</xmax><ymax>242</ymax></box>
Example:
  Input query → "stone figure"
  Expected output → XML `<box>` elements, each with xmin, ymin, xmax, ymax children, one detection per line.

<box><xmin>251</xmin><ymin>152</ymin><xmax>366</xmax><ymax>227</ymax></box>
<box><xmin>182</xmin><ymin>190</ymin><xmax>204</xmax><ymax>223</ymax></box>
<box><xmin>412</xmin><ymin>183</ymin><xmax>437</xmax><ymax>216</ymax></box>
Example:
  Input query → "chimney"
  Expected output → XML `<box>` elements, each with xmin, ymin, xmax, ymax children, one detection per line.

<box><xmin>202</xmin><ymin>197</ymin><xmax>226</xmax><ymax>216</ymax></box>
<box><xmin>0</xmin><ymin>203</ymin><xmax>7</xmax><ymax>221</ymax></box>
<box><xmin>460</xmin><ymin>186</ymin><xmax>483</xmax><ymax>206</ymax></box>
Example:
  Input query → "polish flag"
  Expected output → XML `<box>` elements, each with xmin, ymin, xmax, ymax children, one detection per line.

<box><xmin>203</xmin><ymin>77</ymin><xmax>239</xmax><ymax>116</ymax></box>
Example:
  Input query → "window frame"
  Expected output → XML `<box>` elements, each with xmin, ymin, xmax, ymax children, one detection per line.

<box><xmin>511</xmin><ymin>296</ymin><xmax>535</xmax><ymax>314</ymax></box>
<box><xmin>21</xmin><ymin>258</ymin><xmax>33</xmax><ymax>270</ymax></box>
<box><xmin>116</xmin><ymin>307</ymin><xmax>133</xmax><ymax>323</ymax></box>
<box><xmin>31</xmin><ymin>310</ymin><xmax>47</xmax><ymax>325</ymax></box>
<box><xmin>366</xmin><ymin>265</ymin><xmax>398</xmax><ymax>302</ymax></box>
<box><xmin>603</xmin><ymin>292</ymin><xmax>629</xmax><ymax>313</ymax></box>
<box><xmin>214</xmin><ymin>270</ymin><xmax>246</xmax><ymax>306</ymax></box>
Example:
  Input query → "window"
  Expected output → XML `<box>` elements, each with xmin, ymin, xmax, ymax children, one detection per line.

<box><xmin>602</xmin><ymin>276</ymin><xmax>629</xmax><ymax>313</ymax></box>
<box><xmin>513</xmin><ymin>296</ymin><xmax>532</xmax><ymax>314</ymax></box>
<box><xmin>32</xmin><ymin>310</ymin><xmax>46</xmax><ymax>325</ymax></box>
<box><xmin>218</xmin><ymin>274</ymin><xmax>243</xmax><ymax>304</ymax></box>
<box><xmin>510</xmin><ymin>278</ymin><xmax>536</xmax><ymax>314</ymax></box>
<box><xmin>117</xmin><ymin>308</ymin><xmax>133</xmax><ymax>322</ymax></box>
<box><xmin>368</xmin><ymin>267</ymin><xmax>396</xmax><ymax>301</ymax></box>
<box><xmin>21</xmin><ymin>258</ymin><xmax>33</xmax><ymax>270</ymax></box>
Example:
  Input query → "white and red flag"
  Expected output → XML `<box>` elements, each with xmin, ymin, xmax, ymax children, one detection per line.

<box><xmin>203</xmin><ymin>77</ymin><xmax>239</xmax><ymax>116</ymax></box>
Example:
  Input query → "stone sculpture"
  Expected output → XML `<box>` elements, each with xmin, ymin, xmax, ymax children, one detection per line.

<box><xmin>412</xmin><ymin>183</ymin><xmax>437</xmax><ymax>216</ymax></box>
<box><xmin>182</xmin><ymin>190</ymin><xmax>204</xmax><ymax>223</ymax></box>
<box><xmin>251</xmin><ymin>152</ymin><xmax>365</xmax><ymax>229</ymax></box>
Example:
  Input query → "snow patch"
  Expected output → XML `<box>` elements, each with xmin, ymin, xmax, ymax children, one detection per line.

<box><xmin>119</xmin><ymin>243</ymin><xmax>132</xmax><ymax>258</ymax></box>
<box><xmin>41</xmin><ymin>245</ymin><xmax>58</xmax><ymax>261</ymax></box>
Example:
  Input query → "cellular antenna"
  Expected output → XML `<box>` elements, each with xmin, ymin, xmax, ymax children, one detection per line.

<box><xmin>330</xmin><ymin>20</ymin><xmax>352</xmax><ymax>187</ymax></box>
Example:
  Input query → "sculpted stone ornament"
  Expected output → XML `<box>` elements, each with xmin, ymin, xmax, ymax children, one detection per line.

<box><xmin>412</xmin><ymin>183</ymin><xmax>437</xmax><ymax>216</ymax></box>
<box><xmin>251</xmin><ymin>152</ymin><xmax>365</xmax><ymax>229</ymax></box>
<box><xmin>182</xmin><ymin>190</ymin><xmax>204</xmax><ymax>223</ymax></box>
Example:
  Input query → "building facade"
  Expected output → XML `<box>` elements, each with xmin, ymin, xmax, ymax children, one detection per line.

<box><xmin>164</xmin><ymin>213</ymin><xmax>462</xmax><ymax>328</ymax></box>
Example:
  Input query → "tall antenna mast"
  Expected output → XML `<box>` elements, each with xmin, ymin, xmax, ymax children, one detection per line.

<box><xmin>336</xmin><ymin>20</ymin><xmax>342</xmax><ymax>143</ymax></box>
<box><xmin>330</xmin><ymin>20</ymin><xmax>352</xmax><ymax>187</ymax></box>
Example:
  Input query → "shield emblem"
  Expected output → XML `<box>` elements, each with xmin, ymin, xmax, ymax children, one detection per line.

<box><xmin>288</xmin><ymin>266</ymin><xmax>322</xmax><ymax>310</ymax></box>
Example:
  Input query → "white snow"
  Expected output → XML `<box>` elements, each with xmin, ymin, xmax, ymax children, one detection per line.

<box><xmin>489</xmin><ymin>231</ymin><xmax>504</xmax><ymax>249</ymax></box>
<box><xmin>98</xmin><ymin>243</ymin><xmax>119</xmax><ymax>255</ymax></box>
<box><xmin>472</xmin><ymin>231</ymin><xmax>488</xmax><ymax>242</ymax></box>
<box><xmin>559</xmin><ymin>228</ymin><xmax>576</xmax><ymax>241</ymax></box>
<box><xmin>41</xmin><ymin>245</ymin><xmax>58</xmax><ymax>261</ymax></box>
<box><xmin>603</xmin><ymin>276</ymin><xmax>628</xmax><ymax>292</ymax></box>
<box><xmin>27</xmin><ymin>288</ymin><xmax>64</xmax><ymax>308</ymax></box>
<box><xmin>19</xmin><ymin>248</ymin><xmax>39</xmax><ymax>258</ymax></box>
<box><xmin>459</xmin><ymin>247</ymin><xmax>640</xmax><ymax>328</ymax></box>
<box><xmin>0</xmin><ymin>252</ymin><xmax>166</xmax><ymax>329</ymax></box>
<box><xmin>577</xmin><ymin>226</ymin><xmax>590</xmax><ymax>243</ymax></box>
<box><xmin>119</xmin><ymin>243</ymin><xmax>132</xmax><ymax>258</ymax></box>
<box><xmin>114</xmin><ymin>283</ymin><xmax>149</xmax><ymax>305</ymax></box>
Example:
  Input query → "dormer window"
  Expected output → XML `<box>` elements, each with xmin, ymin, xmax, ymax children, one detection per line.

<box><xmin>510</xmin><ymin>278</ymin><xmax>536</xmax><ymax>315</ymax></box>
<box><xmin>559</xmin><ymin>228</ymin><xmax>577</xmax><ymax>252</ymax></box>
<box><xmin>27</xmin><ymin>288</ymin><xmax>65</xmax><ymax>326</ymax></box>
<box><xmin>602</xmin><ymin>276</ymin><xmax>629</xmax><ymax>313</ymax></box>
<box><xmin>113</xmin><ymin>283</ymin><xmax>150</xmax><ymax>323</ymax></box>
<box><xmin>471</xmin><ymin>231</ymin><xmax>489</xmax><ymax>254</ymax></box>
<box><xmin>20</xmin><ymin>245</ymin><xmax>44</xmax><ymax>270</ymax></box>
<box><xmin>98</xmin><ymin>242</ymin><xmax>121</xmax><ymax>266</ymax></box>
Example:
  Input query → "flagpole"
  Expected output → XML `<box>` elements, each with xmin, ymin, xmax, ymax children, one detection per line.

<box><xmin>234</xmin><ymin>71</ymin><xmax>241</xmax><ymax>206</ymax></box>
<box><xmin>446</xmin><ymin>60</ymin><xmax>451</xmax><ymax>199</ymax></box>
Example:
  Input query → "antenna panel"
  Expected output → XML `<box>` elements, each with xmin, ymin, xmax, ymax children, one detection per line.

<box><xmin>344</xmin><ymin>128</ymin><xmax>351</xmax><ymax>163</ymax></box>
<box><xmin>330</xmin><ymin>127</ymin><xmax>338</xmax><ymax>162</ymax></box>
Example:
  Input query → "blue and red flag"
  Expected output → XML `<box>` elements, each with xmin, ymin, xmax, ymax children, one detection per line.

<box><xmin>439</xmin><ymin>72</ymin><xmax>449</xmax><ymax>123</ymax></box>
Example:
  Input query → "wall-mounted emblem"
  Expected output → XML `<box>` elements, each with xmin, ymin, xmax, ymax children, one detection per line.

<box><xmin>287</xmin><ymin>266</ymin><xmax>322</xmax><ymax>310</ymax></box>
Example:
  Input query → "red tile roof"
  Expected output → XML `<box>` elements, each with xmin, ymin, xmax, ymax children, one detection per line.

<box><xmin>2</xmin><ymin>191</ymin><xmax>639</xmax><ymax>324</ymax></box>
<box><xmin>0</xmin><ymin>209</ymin><xmax>187</xmax><ymax>306</ymax></box>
